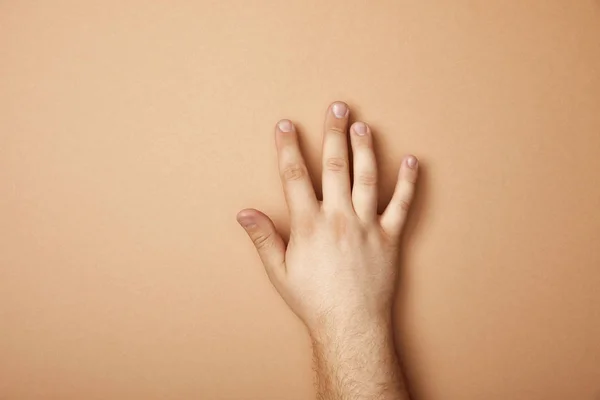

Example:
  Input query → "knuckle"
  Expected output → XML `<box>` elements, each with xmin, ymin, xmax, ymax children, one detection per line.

<box><xmin>398</xmin><ymin>199</ymin><xmax>411</xmax><ymax>212</ymax></box>
<box><xmin>252</xmin><ymin>232</ymin><xmax>273</xmax><ymax>249</ymax></box>
<box><xmin>325</xmin><ymin>157</ymin><xmax>348</xmax><ymax>172</ymax></box>
<box><xmin>327</xmin><ymin>126</ymin><xmax>346</xmax><ymax>135</ymax></box>
<box><xmin>356</xmin><ymin>172</ymin><xmax>377</xmax><ymax>186</ymax></box>
<box><xmin>281</xmin><ymin>164</ymin><xmax>306</xmax><ymax>181</ymax></box>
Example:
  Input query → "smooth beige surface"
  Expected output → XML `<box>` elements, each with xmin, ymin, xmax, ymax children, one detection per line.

<box><xmin>2</xmin><ymin>1</ymin><xmax>600</xmax><ymax>399</ymax></box>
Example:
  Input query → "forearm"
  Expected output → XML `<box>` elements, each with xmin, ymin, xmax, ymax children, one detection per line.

<box><xmin>311</xmin><ymin>315</ymin><xmax>410</xmax><ymax>400</ymax></box>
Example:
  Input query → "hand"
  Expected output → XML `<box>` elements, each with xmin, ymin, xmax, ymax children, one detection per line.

<box><xmin>237</xmin><ymin>101</ymin><xmax>419</xmax><ymax>336</ymax></box>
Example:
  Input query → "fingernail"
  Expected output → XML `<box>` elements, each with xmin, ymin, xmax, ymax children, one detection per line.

<box><xmin>278</xmin><ymin>120</ymin><xmax>293</xmax><ymax>132</ymax></box>
<box><xmin>406</xmin><ymin>155</ymin><xmax>418</xmax><ymax>169</ymax></box>
<box><xmin>237</xmin><ymin>215</ymin><xmax>256</xmax><ymax>228</ymax></box>
<box><xmin>332</xmin><ymin>102</ymin><xmax>348</xmax><ymax>119</ymax></box>
<box><xmin>353</xmin><ymin>122</ymin><xmax>367</xmax><ymax>136</ymax></box>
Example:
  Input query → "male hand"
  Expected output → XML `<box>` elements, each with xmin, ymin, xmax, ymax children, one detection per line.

<box><xmin>237</xmin><ymin>101</ymin><xmax>418</xmax><ymax>334</ymax></box>
<box><xmin>237</xmin><ymin>102</ymin><xmax>417</xmax><ymax>399</ymax></box>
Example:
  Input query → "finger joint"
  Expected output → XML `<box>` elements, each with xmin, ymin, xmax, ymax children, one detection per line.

<box><xmin>398</xmin><ymin>199</ymin><xmax>411</xmax><ymax>212</ymax></box>
<box><xmin>356</xmin><ymin>172</ymin><xmax>377</xmax><ymax>186</ymax></box>
<box><xmin>253</xmin><ymin>232</ymin><xmax>273</xmax><ymax>249</ymax></box>
<box><xmin>327</xmin><ymin>126</ymin><xmax>346</xmax><ymax>135</ymax></box>
<box><xmin>281</xmin><ymin>164</ymin><xmax>307</xmax><ymax>181</ymax></box>
<box><xmin>325</xmin><ymin>157</ymin><xmax>348</xmax><ymax>172</ymax></box>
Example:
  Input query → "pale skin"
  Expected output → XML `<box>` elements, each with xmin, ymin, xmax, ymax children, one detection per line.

<box><xmin>237</xmin><ymin>101</ymin><xmax>418</xmax><ymax>400</ymax></box>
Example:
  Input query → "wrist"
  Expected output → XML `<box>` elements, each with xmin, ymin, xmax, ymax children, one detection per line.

<box><xmin>308</xmin><ymin>309</ymin><xmax>395</xmax><ymax>347</ymax></box>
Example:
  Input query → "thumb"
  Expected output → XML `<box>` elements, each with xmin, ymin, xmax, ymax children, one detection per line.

<box><xmin>236</xmin><ymin>208</ymin><xmax>286</xmax><ymax>281</ymax></box>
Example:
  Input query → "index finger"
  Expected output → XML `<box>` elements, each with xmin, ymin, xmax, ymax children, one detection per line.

<box><xmin>275</xmin><ymin>119</ymin><xmax>319</xmax><ymax>220</ymax></box>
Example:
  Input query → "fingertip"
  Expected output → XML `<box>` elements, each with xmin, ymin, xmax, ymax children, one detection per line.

<box><xmin>236</xmin><ymin>208</ymin><xmax>259</xmax><ymax>228</ymax></box>
<box><xmin>275</xmin><ymin>120</ymin><xmax>298</xmax><ymax>150</ymax></box>
<box><xmin>331</xmin><ymin>101</ymin><xmax>349</xmax><ymax>119</ymax></box>
<box><xmin>399</xmin><ymin>155</ymin><xmax>419</xmax><ymax>185</ymax></box>
<box><xmin>351</xmin><ymin>121</ymin><xmax>369</xmax><ymax>136</ymax></box>
<box><xmin>237</xmin><ymin>208</ymin><xmax>286</xmax><ymax>278</ymax></box>
<box><xmin>276</xmin><ymin>119</ymin><xmax>294</xmax><ymax>133</ymax></box>
<box><xmin>404</xmin><ymin>155</ymin><xmax>418</xmax><ymax>170</ymax></box>
<box><xmin>236</xmin><ymin>208</ymin><xmax>258</xmax><ymax>219</ymax></box>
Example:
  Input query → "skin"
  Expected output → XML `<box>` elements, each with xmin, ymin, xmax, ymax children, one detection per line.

<box><xmin>237</xmin><ymin>101</ymin><xmax>418</xmax><ymax>400</ymax></box>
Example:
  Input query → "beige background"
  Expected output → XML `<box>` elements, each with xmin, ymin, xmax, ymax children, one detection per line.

<box><xmin>1</xmin><ymin>1</ymin><xmax>600</xmax><ymax>399</ymax></box>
